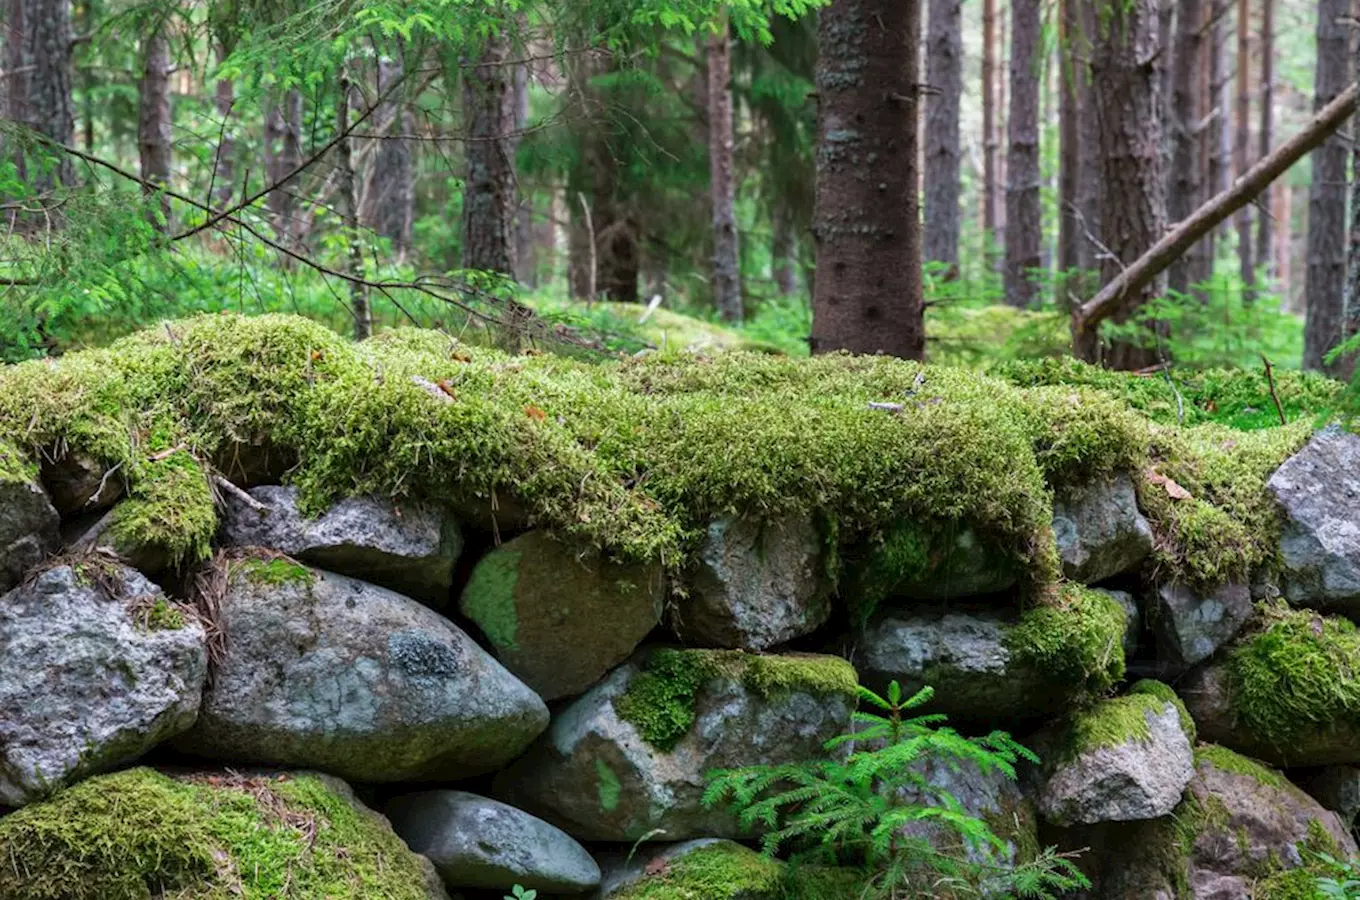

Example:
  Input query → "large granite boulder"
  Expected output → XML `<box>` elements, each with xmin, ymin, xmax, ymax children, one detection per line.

<box><xmin>494</xmin><ymin>648</ymin><xmax>858</xmax><ymax>842</ymax></box>
<box><xmin>1053</xmin><ymin>473</ymin><xmax>1154</xmax><ymax>584</ymax></box>
<box><xmin>0</xmin><ymin>468</ymin><xmax>59</xmax><ymax>592</ymax></box>
<box><xmin>0</xmin><ymin>767</ymin><xmax>451</xmax><ymax>900</ymax></box>
<box><xmin>1048</xmin><ymin>746</ymin><xmax>1357</xmax><ymax>900</ymax></box>
<box><xmin>1151</xmin><ymin>581</ymin><xmax>1252</xmax><ymax>670</ymax></box>
<box><xmin>1038</xmin><ymin>684</ymin><xmax>1195</xmax><ymax>827</ymax></box>
<box><xmin>174</xmin><ymin>557</ymin><xmax>548</xmax><ymax>782</ymax></box>
<box><xmin>1268</xmin><ymin>426</ymin><xmax>1360</xmax><ymax>616</ymax></box>
<box><xmin>0</xmin><ymin>563</ymin><xmax>206</xmax><ymax>806</ymax></box>
<box><xmin>221</xmin><ymin>485</ymin><xmax>460</xmax><ymax>605</ymax></box>
<box><xmin>673</xmin><ymin>513</ymin><xmax>831</xmax><ymax>651</ymax></box>
<box><xmin>459</xmin><ymin>532</ymin><xmax>665</xmax><ymax>701</ymax></box>
<box><xmin>387</xmin><ymin>790</ymin><xmax>599</xmax><ymax>893</ymax></box>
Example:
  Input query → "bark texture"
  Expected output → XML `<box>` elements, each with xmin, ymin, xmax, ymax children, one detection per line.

<box><xmin>1304</xmin><ymin>0</ymin><xmax>1352</xmax><ymax>372</ymax></box>
<box><xmin>359</xmin><ymin>57</ymin><xmax>414</xmax><ymax>259</ymax></box>
<box><xmin>264</xmin><ymin>91</ymin><xmax>302</xmax><ymax>246</ymax></box>
<box><xmin>137</xmin><ymin>27</ymin><xmax>172</xmax><ymax>231</ymax></box>
<box><xmin>1058</xmin><ymin>0</ymin><xmax>1080</xmax><ymax>284</ymax></box>
<box><xmin>1076</xmin><ymin>0</ymin><xmax>1103</xmax><ymax>274</ymax></box>
<box><xmin>811</xmin><ymin>0</ymin><xmax>924</xmax><ymax>359</ymax></box>
<box><xmin>1207</xmin><ymin>0</ymin><xmax>1231</xmax><ymax>260</ymax></box>
<box><xmin>1234</xmin><ymin>0</ymin><xmax>1254</xmax><ymax>288</ymax></box>
<box><xmin>982</xmin><ymin>0</ymin><xmax>998</xmax><ymax>238</ymax></box>
<box><xmin>1004</xmin><ymin>0</ymin><xmax>1042</xmax><ymax>308</ymax></box>
<box><xmin>1255</xmin><ymin>0</ymin><xmax>1274</xmax><ymax>284</ymax></box>
<box><xmin>1167</xmin><ymin>0</ymin><xmax>1205</xmax><ymax>296</ymax></box>
<box><xmin>772</xmin><ymin>206</ymin><xmax>797</xmax><ymax>296</ymax></box>
<box><xmin>924</xmin><ymin>0</ymin><xmax>962</xmax><ymax>271</ymax></box>
<box><xmin>707</xmin><ymin>17</ymin><xmax>743</xmax><ymax>322</ymax></box>
<box><xmin>1082</xmin><ymin>0</ymin><xmax>1167</xmax><ymax>368</ymax></box>
<box><xmin>462</xmin><ymin>32</ymin><xmax>517</xmax><ymax>275</ymax></box>
<box><xmin>7</xmin><ymin>0</ymin><xmax>74</xmax><ymax>191</ymax></box>
<box><xmin>1345</xmin><ymin>28</ymin><xmax>1360</xmax><ymax>378</ymax></box>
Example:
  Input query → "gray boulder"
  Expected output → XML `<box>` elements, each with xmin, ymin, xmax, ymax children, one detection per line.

<box><xmin>174</xmin><ymin>559</ymin><xmax>548</xmax><ymax>782</ymax></box>
<box><xmin>221</xmin><ymin>485</ymin><xmax>461</xmax><ymax>605</ymax></box>
<box><xmin>1101</xmin><ymin>588</ymin><xmax>1142</xmax><ymax>658</ymax></box>
<box><xmin>387</xmin><ymin>790</ymin><xmax>599</xmax><ymax>894</ymax></box>
<box><xmin>40</xmin><ymin>452</ymin><xmax>124</xmax><ymax>518</ymax></box>
<box><xmin>459</xmin><ymin>532</ymin><xmax>664</xmax><ymax>701</ymax></box>
<box><xmin>0</xmin><ymin>563</ymin><xmax>206</xmax><ymax>806</ymax></box>
<box><xmin>1152</xmin><ymin>581</ymin><xmax>1252</xmax><ymax>669</ymax></box>
<box><xmin>899</xmin><ymin>755</ymin><xmax>1038</xmax><ymax>870</ymax></box>
<box><xmin>1053</xmin><ymin>473</ymin><xmax>1154</xmax><ymax>584</ymax></box>
<box><xmin>1038</xmin><ymin>692</ymin><xmax>1194</xmax><ymax>826</ymax></box>
<box><xmin>494</xmin><ymin>649</ymin><xmax>857</xmax><ymax>842</ymax></box>
<box><xmin>674</xmin><ymin>513</ymin><xmax>830</xmax><ymax>651</ymax></box>
<box><xmin>0</xmin><ymin>473</ymin><xmax>59</xmax><ymax>592</ymax></box>
<box><xmin>1303</xmin><ymin>766</ymin><xmax>1360</xmax><ymax>835</ymax></box>
<box><xmin>1269</xmin><ymin>426</ymin><xmax>1360</xmax><ymax>615</ymax></box>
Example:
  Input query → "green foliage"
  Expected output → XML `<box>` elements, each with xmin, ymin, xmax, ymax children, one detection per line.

<box><xmin>236</xmin><ymin>556</ymin><xmax>316</xmax><ymax>587</ymax></box>
<box><xmin>1314</xmin><ymin>853</ymin><xmax>1360</xmax><ymax>899</ymax></box>
<box><xmin>1005</xmin><ymin>585</ymin><xmax>1128</xmax><ymax>697</ymax></box>
<box><xmin>504</xmin><ymin>886</ymin><xmax>538</xmax><ymax>900</ymax></box>
<box><xmin>703</xmin><ymin>681</ymin><xmax>1090</xmax><ymax>899</ymax></box>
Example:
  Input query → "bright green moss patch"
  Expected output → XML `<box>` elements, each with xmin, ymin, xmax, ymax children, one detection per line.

<box><xmin>1131</xmin><ymin>679</ymin><xmax>1197</xmax><ymax>744</ymax></box>
<box><xmin>0</xmin><ymin>440</ymin><xmax>37</xmax><ymax>484</ymax></box>
<box><xmin>612</xmin><ymin>841</ymin><xmax>784</xmax><ymax>900</ymax></box>
<box><xmin>1059</xmin><ymin>692</ymin><xmax>1176</xmax><ymax>762</ymax></box>
<box><xmin>0</xmin><ymin>767</ymin><xmax>436</xmax><ymax>900</ymax></box>
<box><xmin>1226</xmin><ymin>605</ymin><xmax>1360</xmax><ymax>747</ymax></box>
<box><xmin>1194</xmin><ymin>744</ymin><xmax>1286</xmax><ymax>790</ymax></box>
<box><xmin>1006</xmin><ymin>584</ymin><xmax>1127</xmax><ymax>696</ymax></box>
<box><xmin>134</xmin><ymin>596</ymin><xmax>187</xmax><ymax>631</ymax></box>
<box><xmin>774</xmin><ymin>865</ymin><xmax>868</xmax><ymax>900</ymax></box>
<box><xmin>1252</xmin><ymin>867</ymin><xmax>1323</xmax><ymax>900</ymax></box>
<box><xmin>235</xmin><ymin>556</ymin><xmax>315</xmax><ymax>588</ymax></box>
<box><xmin>107</xmin><ymin>451</ymin><xmax>217</xmax><ymax>569</ymax></box>
<box><xmin>459</xmin><ymin>548</ymin><xmax>523</xmax><ymax>650</ymax></box>
<box><xmin>614</xmin><ymin>649</ymin><xmax>859</xmax><ymax>751</ymax></box>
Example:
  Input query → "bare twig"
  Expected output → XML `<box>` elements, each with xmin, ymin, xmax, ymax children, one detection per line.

<box><xmin>1262</xmin><ymin>355</ymin><xmax>1287</xmax><ymax>425</ymax></box>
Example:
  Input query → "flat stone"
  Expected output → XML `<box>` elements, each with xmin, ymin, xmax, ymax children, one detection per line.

<box><xmin>1053</xmin><ymin>473</ymin><xmax>1154</xmax><ymax>584</ymax></box>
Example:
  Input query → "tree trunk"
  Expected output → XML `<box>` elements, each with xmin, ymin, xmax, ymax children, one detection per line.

<box><xmin>462</xmin><ymin>32</ymin><xmax>517</xmax><ymax>275</ymax></box>
<box><xmin>1305</xmin><ymin>0</ymin><xmax>1352</xmax><ymax>371</ymax></box>
<box><xmin>811</xmin><ymin>0</ymin><xmax>924</xmax><ymax>359</ymax></box>
<box><xmin>1076</xmin><ymin>0</ymin><xmax>1103</xmax><ymax>274</ymax></box>
<box><xmin>1343</xmin><ymin>28</ymin><xmax>1360</xmax><ymax>378</ymax></box>
<box><xmin>772</xmin><ymin>205</ymin><xmax>797</xmax><ymax>296</ymax></box>
<box><xmin>137</xmin><ymin>26</ymin><xmax>172</xmax><ymax>231</ymax></box>
<box><xmin>212</xmin><ymin>44</ymin><xmax>236</xmax><ymax>206</ymax></box>
<box><xmin>707</xmin><ymin>15</ymin><xmax>742</xmax><ymax>322</ymax></box>
<box><xmin>1254</xmin><ymin>0</ymin><xmax>1274</xmax><ymax>286</ymax></box>
<box><xmin>1004</xmin><ymin>0</ymin><xmax>1042</xmax><ymax>308</ymax></box>
<box><xmin>1167</xmin><ymin>0</ymin><xmax>1204</xmax><ymax>297</ymax></box>
<box><xmin>8</xmin><ymin>0</ymin><xmax>74</xmax><ymax>192</ymax></box>
<box><xmin>1207</xmin><ymin>0</ymin><xmax>1231</xmax><ymax>260</ymax></box>
<box><xmin>566</xmin><ymin>53</ymin><xmax>597</xmax><ymax>299</ymax></box>
<box><xmin>1058</xmin><ymin>0</ymin><xmax>1081</xmax><ymax>288</ymax></box>
<box><xmin>1080</xmin><ymin>0</ymin><xmax>1167</xmax><ymax>369</ymax></box>
<box><xmin>336</xmin><ymin>73</ymin><xmax>371</xmax><ymax>341</ymax></box>
<box><xmin>512</xmin><ymin>60</ymin><xmax>536</xmax><ymax>285</ymax></box>
<box><xmin>265</xmin><ymin>91</ymin><xmax>302</xmax><ymax>247</ymax></box>
<box><xmin>1234</xmin><ymin>0</ymin><xmax>1254</xmax><ymax>290</ymax></box>
<box><xmin>924</xmin><ymin>0</ymin><xmax>962</xmax><ymax>272</ymax></box>
<box><xmin>982</xmin><ymin>0</ymin><xmax>998</xmax><ymax>241</ymax></box>
<box><xmin>359</xmin><ymin>57</ymin><xmax>414</xmax><ymax>259</ymax></box>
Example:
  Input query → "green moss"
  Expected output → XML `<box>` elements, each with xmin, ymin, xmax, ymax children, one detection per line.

<box><xmin>774</xmin><ymin>865</ymin><xmax>868</xmax><ymax>900</ymax></box>
<box><xmin>0</xmin><ymin>767</ymin><xmax>436</xmax><ymax>900</ymax></box>
<box><xmin>614</xmin><ymin>649</ymin><xmax>859</xmax><ymax>751</ymax></box>
<box><xmin>136</xmin><ymin>596</ymin><xmax>187</xmax><ymax>631</ymax></box>
<box><xmin>1131</xmin><ymin>679</ymin><xmax>1197</xmax><ymax>744</ymax></box>
<box><xmin>612</xmin><ymin>842</ymin><xmax>784</xmax><ymax>900</ymax></box>
<box><xmin>1059</xmin><ymin>692</ymin><xmax>1176</xmax><ymax>762</ymax></box>
<box><xmin>1006</xmin><ymin>583</ymin><xmax>1127</xmax><ymax>697</ymax></box>
<box><xmin>595</xmin><ymin>759</ymin><xmax>622</xmax><ymax>812</ymax></box>
<box><xmin>0</xmin><ymin>440</ymin><xmax>37</xmax><ymax>484</ymax></box>
<box><xmin>1226</xmin><ymin>605</ymin><xmax>1360</xmax><ymax>747</ymax></box>
<box><xmin>1194</xmin><ymin>744</ymin><xmax>1286</xmax><ymax>790</ymax></box>
<box><xmin>236</xmin><ymin>556</ymin><xmax>316</xmax><ymax>588</ymax></box>
<box><xmin>459</xmin><ymin>548</ymin><xmax>523</xmax><ymax>650</ymax></box>
<box><xmin>107</xmin><ymin>450</ymin><xmax>217</xmax><ymax>569</ymax></box>
<box><xmin>1253</xmin><ymin>867</ymin><xmax>1324</xmax><ymax>900</ymax></box>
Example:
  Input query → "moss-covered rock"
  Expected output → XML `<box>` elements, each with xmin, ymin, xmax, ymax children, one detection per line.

<box><xmin>598</xmin><ymin>839</ymin><xmax>785</xmax><ymax>900</ymax></box>
<box><xmin>0</xmin><ymin>767</ymin><xmax>450</xmax><ymax>900</ymax></box>
<box><xmin>459</xmin><ymin>531</ymin><xmax>665</xmax><ymax>700</ymax></box>
<box><xmin>0</xmin><ymin>449</ymin><xmax>59</xmax><ymax>591</ymax></box>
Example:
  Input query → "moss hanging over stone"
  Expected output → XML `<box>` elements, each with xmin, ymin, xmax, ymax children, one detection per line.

<box><xmin>1056</xmin><ymin>686</ymin><xmax>1186</xmax><ymax>764</ymax></box>
<box><xmin>107</xmin><ymin>450</ymin><xmax>217</xmax><ymax>568</ymax></box>
<box><xmin>1005</xmin><ymin>584</ymin><xmax>1128</xmax><ymax>696</ymax></box>
<box><xmin>613</xmin><ymin>649</ymin><xmax>860</xmax><ymax>751</ymax></box>
<box><xmin>0</xmin><ymin>767</ymin><xmax>439</xmax><ymax>900</ymax></box>
<box><xmin>1193</xmin><ymin>745</ymin><xmax>1286</xmax><ymax>791</ymax></box>
<box><xmin>1226</xmin><ymin>605</ymin><xmax>1360</xmax><ymax>747</ymax></box>
<box><xmin>611</xmin><ymin>841</ymin><xmax>784</xmax><ymax>900</ymax></box>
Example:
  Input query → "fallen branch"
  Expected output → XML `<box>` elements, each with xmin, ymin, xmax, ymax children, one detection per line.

<box><xmin>1073</xmin><ymin>82</ymin><xmax>1359</xmax><ymax>348</ymax></box>
<box><xmin>1262</xmin><ymin>355</ymin><xmax>1287</xmax><ymax>426</ymax></box>
<box><xmin>212</xmin><ymin>475</ymin><xmax>268</xmax><ymax>513</ymax></box>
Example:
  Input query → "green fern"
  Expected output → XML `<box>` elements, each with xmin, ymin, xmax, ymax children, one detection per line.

<box><xmin>703</xmin><ymin>682</ymin><xmax>1090</xmax><ymax>899</ymax></box>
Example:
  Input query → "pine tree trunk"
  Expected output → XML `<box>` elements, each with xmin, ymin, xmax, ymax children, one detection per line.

<box><xmin>811</xmin><ymin>0</ymin><xmax>924</xmax><ymax>359</ymax></box>
<box><xmin>265</xmin><ymin>91</ymin><xmax>302</xmax><ymax>247</ymax></box>
<box><xmin>1080</xmin><ymin>0</ymin><xmax>1167</xmax><ymax>368</ymax></box>
<box><xmin>1058</xmin><ymin>0</ymin><xmax>1081</xmax><ymax>288</ymax></box>
<box><xmin>1343</xmin><ymin>29</ymin><xmax>1360</xmax><ymax>378</ymax></box>
<box><xmin>137</xmin><ymin>27</ymin><xmax>172</xmax><ymax>231</ymax></box>
<box><xmin>512</xmin><ymin>61</ymin><xmax>535</xmax><ymax>285</ymax></box>
<box><xmin>8</xmin><ymin>0</ymin><xmax>74</xmax><ymax>192</ymax></box>
<box><xmin>566</xmin><ymin>52</ymin><xmax>597</xmax><ymax>300</ymax></box>
<box><xmin>1004</xmin><ymin>0</ymin><xmax>1041</xmax><ymax>308</ymax></box>
<box><xmin>996</xmin><ymin>9</ymin><xmax>1008</xmax><ymax>253</ymax></box>
<box><xmin>707</xmin><ymin>15</ymin><xmax>743</xmax><ymax>322</ymax></box>
<box><xmin>212</xmin><ymin>44</ymin><xmax>236</xmax><ymax>206</ymax></box>
<box><xmin>1167</xmin><ymin>0</ymin><xmax>1204</xmax><ymax>297</ymax></box>
<box><xmin>1254</xmin><ymin>0</ymin><xmax>1274</xmax><ymax>285</ymax></box>
<box><xmin>336</xmin><ymin>73</ymin><xmax>371</xmax><ymax>340</ymax></box>
<box><xmin>462</xmin><ymin>32</ymin><xmax>517</xmax><ymax>275</ymax></box>
<box><xmin>1076</xmin><ymin>0</ymin><xmax>1103</xmax><ymax>274</ymax></box>
<box><xmin>1234</xmin><ymin>0</ymin><xmax>1254</xmax><ymax>290</ymax></box>
<box><xmin>1303</xmin><ymin>0</ymin><xmax>1350</xmax><ymax>372</ymax></box>
<box><xmin>771</xmin><ymin>206</ymin><xmax>797</xmax><ymax>296</ymax></box>
<box><xmin>1208</xmin><ymin>1</ymin><xmax>1231</xmax><ymax>261</ymax></box>
<box><xmin>1188</xmin><ymin>0</ymin><xmax>1217</xmax><ymax>287</ymax></box>
<box><xmin>359</xmin><ymin>57</ymin><xmax>414</xmax><ymax>260</ymax></box>
<box><xmin>924</xmin><ymin>0</ymin><xmax>962</xmax><ymax>272</ymax></box>
<box><xmin>982</xmin><ymin>0</ymin><xmax>998</xmax><ymax>241</ymax></box>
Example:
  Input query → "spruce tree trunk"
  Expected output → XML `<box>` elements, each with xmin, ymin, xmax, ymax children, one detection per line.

<box><xmin>924</xmin><ymin>0</ymin><xmax>962</xmax><ymax>272</ymax></box>
<box><xmin>1254</xmin><ymin>0</ymin><xmax>1274</xmax><ymax>285</ymax></box>
<box><xmin>212</xmin><ymin>44</ymin><xmax>236</xmax><ymax>206</ymax></box>
<box><xmin>1076</xmin><ymin>0</ymin><xmax>1103</xmax><ymax>274</ymax></box>
<box><xmin>1004</xmin><ymin>0</ymin><xmax>1041</xmax><ymax>308</ymax></box>
<box><xmin>1188</xmin><ymin>0</ymin><xmax>1218</xmax><ymax>288</ymax></box>
<box><xmin>359</xmin><ymin>57</ymin><xmax>414</xmax><ymax>260</ymax></box>
<box><xmin>707</xmin><ymin>15</ymin><xmax>742</xmax><ymax>322</ymax></box>
<box><xmin>1343</xmin><ymin>27</ymin><xmax>1360</xmax><ymax>378</ymax></box>
<box><xmin>982</xmin><ymin>0</ymin><xmax>998</xmax><ymax>242</ymax></box>
<box><xmin>1303</xmin><ymin>0</ymin><xmax>1351</xmax><ymax>371</ymax></box>
<box><xmin>264</xmin><ymin>91</ymin><xmax>302</xmax><ymax>247</ymax></box>
<box><xmin>1207</xmin><ymin>1</ymin><xmax>1231</xmax><ymax>263</ymax></box>
<box><xmin>1058</xmin><ymin>0</ymin><xmax>1081</xmax><ymax>288</ymax></box>
<box><xmin>1234</xmin><ymin>0</ymin><xmax>1254</xmax><ymax>290</ymax></box>
<box><xmin>1167</xmin><ymin>0</ymin><xmax>1204</xmax><ymax>297</ymax></box>
<box><xmin>462</xmin><ymin>32</ymin><xmax>517</xmax><ymax>275</ymax></box>
<box><xmin>336</xmin><ymin>73</ymin><xmax>371</xmax><ymax>340</ymax></box>
<box><xmin>137</xmin><ymin>27</ymin><xmax>172</xmax><ymax>231</ymax></box>
<box><xmin>8</xmin><ymin>0</ymin><xmax>74</xmax><ymax>192</ymax></box>
<box><xmin>811</xmin><ymin>0</ymin><xmax>924</xmax><ymax>359</ymax></box>
<box><xmin>1080</xmin><ymin>0</ymin><xmax>1166</xmax><ymax>369</ymax></box>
